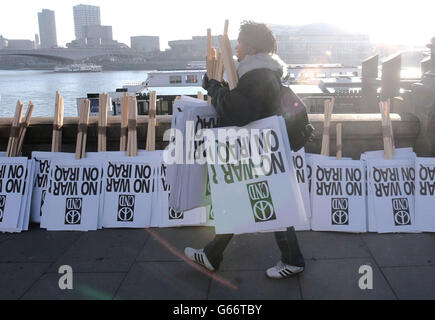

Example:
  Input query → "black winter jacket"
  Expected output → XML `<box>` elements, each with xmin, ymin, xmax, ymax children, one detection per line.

<box><xmin>205</xmin><ymin>53</ymin><xmax>286</xmax><ymax>127</ymax></box>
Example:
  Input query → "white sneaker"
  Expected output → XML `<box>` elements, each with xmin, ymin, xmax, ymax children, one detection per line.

<box><xmin>184</xmin><ymin>247</ymin><xmax>215</xmax><ymax>271</ymax></box>
<box><xmin>266</xmin><ymin>261</ymin><xmax>304</xmax><ymax>279</ymax></box>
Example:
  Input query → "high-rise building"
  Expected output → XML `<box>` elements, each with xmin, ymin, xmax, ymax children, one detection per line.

<box><xmin>269</xmin><ymin>23</ymin><xmax>373</xmax><ymax>66</ymax></box>
<box><xmin>38</xmin><ymin>9</ymin><xmax>58</xmax><ymax>48</ymax></box>
<box><xmin>0</xmin><ymin>35</ymin><xmax>7</xmax><ymax>49</ymax></box>
<box><xmin>73</xmin><ymin>4</ymin><xmax>101</xmax><ymax>40</ymax></box>
<box><xmin>131</xmin><ymin>36</ymin><xmax>160</xmax><ymax>53</ymax></box>
<box><xmin>34</xmin><ymin>34</ymin><xmax>40</xmax><ymax>49</ymax></box>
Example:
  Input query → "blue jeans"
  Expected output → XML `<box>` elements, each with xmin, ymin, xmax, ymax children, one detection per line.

<box><xmin>203</xmin><ymin>227</ymin><xmax>305</xmax><ymax>269</ymax></box>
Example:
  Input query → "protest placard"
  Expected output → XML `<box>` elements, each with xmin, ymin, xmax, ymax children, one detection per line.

<box><xmin>367</xmin><ymin>157</ymin><xmax>418</xmax><ymax>233</ymax></box>
<box><xmin>0</xmin><ymin>158</ymin><xmax>31</xmax><ymax>233</ymax></box>
<box><xmin>207</xmin><ymin>116</ymin><xmax>307</xmax><ymax>235</ymax></box>
<box><xmin>362</xmin><ymin>148</ymin><xmax>416</xmax><ymax>232</ymax></box>
<box><xmin>101</xmin><ymin>153</ymin><xmax>161</xmax><ymax>228</ymax></box>
<box><xmin>311</xmin><ymin>159</ymin><xmax>367</xmax><ymax>233</ymax></box>
<box><xmin>414</xmin><ymin>157</ymin><xmax>435</xmax><ymax>232</ymax></box>
<box><xmin>167</xmin><ymin>97</ymin><xmax>218</xmax><ymax>212</ymax></box>
<box><xmin>156</xmin><ymin>160</ymin><xmax>206</xmax><ymax>227</ymax></box>
<box><xmin>41</xmin><ymin>159</ymin><xmax>102</xmax><ymax>231</ymax></box>
<box><xmin>291</xmin><ymin>148</ymin><xmax>311</xmax><ymax>231</ymax></box>
<box><xmin>30</xmin><ymin>152</ymin><xmax>75</xmax><ymax>224</ymax></box>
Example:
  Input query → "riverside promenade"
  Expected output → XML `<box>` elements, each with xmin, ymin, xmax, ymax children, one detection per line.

<box><xmin>1</xmin><ymin>225</ymin><xmax>435</xmax><ymax>300</ymax></box>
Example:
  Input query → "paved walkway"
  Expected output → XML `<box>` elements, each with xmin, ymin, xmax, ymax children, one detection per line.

<box><xmin>1</xmin><ymin>225</ymin><xmax>435</xmax><ymax>300</ymax></box>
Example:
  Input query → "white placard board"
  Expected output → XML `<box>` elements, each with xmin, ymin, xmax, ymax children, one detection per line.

<box><xmin>208</xmin><ymin>116</ymin><xmax>307</xmax><ymax>235</ymax></box>
<box><xmin>30</xmin><ymin>152</ymin><xmax>75</xmax><ymax>224</ymax></box>
<box><xmin>101</xmin><ymin>153</ymin><xmax>161</xmax><ymax>228</ymax></box>
<box><xmin>311</xmin><ymin>159</ymin><xmax>367</xmax><ymax>233</ymax></box>
<box><xmin>362</xmin><ymin>148</ymin><xmax>416</xmax><ymax>232</ymax></box>
<box><xmin>367</xmin><ymin>158</ymin><xmax>419</xmax><ymax>233</ymax></box>
<box><xmin>292</xmin><ymin>148</ymin><xmax>311</xmax><ymax>231</ymax></box>
<box><xmin>0</xmin><ymin>158</ymin><xmax>29</xmax><ymax>233</ymax></box>
<box><xmin>167</xmin><ymin>99</ymin><xmax>218</xmax><ymax>212</ymax></box>
<box><xmin>41</xmin><ymin>159</ymin><xmax>102</xmax><ymax>231</ymax></box>
<box><xmin>415</xmin><ymin>157</ymin><xmax>435</xmax><ymax>232</ymax></box>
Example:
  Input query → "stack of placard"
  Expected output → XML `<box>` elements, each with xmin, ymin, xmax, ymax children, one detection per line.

<box><xmin>364</xmin><ymin>148</ymin><xmax>418</xmax><ymax>233</ymax></box>
<box><xmin>311</xmin><ymin>159</ymin><xmax>367</xmax><ymax>233</ymax></box>
<box><xmin>291</xmin><ymin>148</ymin><xmax>311</xmax><ymax>231</ymax></box>
<box><xmin>167</xmin><ymin>97</ymin><xmax>218</xmax><ymax>212</ymax></box>
<box><xmin>0</xmin><ymin>157</ymin><xmax>35</xmax><ymax>233</ymax></box>
<box><xmin>41</xmin><ymin>158</ymin><xmax>102</xmax><ymax>231</ymax></box>
<box><xmin>30</xmin><ymin>152</ymin><xmax>75</xmax><ymax>224</ymax></box>
<box><xmin>158</xmin><ymin>160</ymin><xmax>207</xmax><ymax>228</ymax></box>
<box><xmin>415</xmin><ymin>157</ymin><xmax>435</xmax><ymax>232</ymax></box>
<box><xmin>206</xmin><ymin>115</ymin><xmax>307</xmax><ymax>235</ymax></box>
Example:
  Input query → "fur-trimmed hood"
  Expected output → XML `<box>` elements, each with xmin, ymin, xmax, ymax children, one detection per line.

<box><xmin>237</xmin><ymin>53</ymin><xmax>287</xmax><ymax>79</ymax></box>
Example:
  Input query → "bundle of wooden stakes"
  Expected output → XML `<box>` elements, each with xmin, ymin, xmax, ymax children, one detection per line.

<box><xmin>320</xmin><ymin>98</ymin><xmax>335</xmax><ymax>156</ymax></box>
<box><xmin>6</xmin><ymin>100</ymin><xmax>34</xmax><ymax>157</ymax></box>
<box><xmin>206</xmin><ymin>20</ymin><xmax>238</xmax><ymax>95</ymax></box>
<box><xmin>120</xmin><ymin>93</ymin><xmax>129</xmax><ymax>152</ymax></box>
<box><xmin>379</xmin><ymin>99</ymin><xmax>395</xmax><ymax>159</ymax></box>
<box><xmin>98</xmin><ymin>93</ymin><xmax>109</xmax><ymax>152</ymax></box>
<box><xmin>51</xmin><ymin>91</ymin><xmax>64</xmax><ymax>152</ymax></box>
<box><xmin>146</xmin><ymin>91</ymin><xmax>157</xmax><ymax>152</ymax></box>
<box><xmin>126</xmin><ymin>95</ymin><xmax>138</xmax><ymax>157</ymax></box>
<box><xmin>75</xmin><ymin>99</ymin><xmax>90</xmax><ymax>159</ymax></box>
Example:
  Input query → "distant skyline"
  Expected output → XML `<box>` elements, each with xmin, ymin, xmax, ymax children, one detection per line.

<box><xmin>0</xmin><ymin>0</ymin><xmax>433</xmax><ymax>49</ymax></box>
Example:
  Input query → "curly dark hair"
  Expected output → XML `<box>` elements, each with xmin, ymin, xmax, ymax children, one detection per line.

<box><xmin>238</xmin><ymin>20</ymin><xmax>277</xmax><ymax>54</ymax></box>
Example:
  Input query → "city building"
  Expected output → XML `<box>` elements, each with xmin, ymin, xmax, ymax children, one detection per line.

<box><xmin>0</xmin><ymin>35</ymin><xmax>7</xmax><ymax>49</ymax></box>
<box><xmin>83</xmin><ymin>25</ymin><xmax>112</xmax><ymax>42</ymax></box>
<box><xmin>73</xmin><ymin>4</ymin><xmax>101</xmax><ymax>40</ymax></box>
<box><xmin>165</xmin><ymin>36</ymin><xmax>236</xmax><ymax>59</ymax></box>
<box><xmin>269</xmin><ymin>23</ymin><xmax>373</xmax><ymax>66</ymax></box>
<box><xmin>34</xmin><ymin>34</ymin><xmax>40</xmax><ymax>49</ymax></box>
<box><xmin>131</xmin><ymin>36</ymin><xmax>160</xmax><ymax>53</ymax></box>
<box><xmin>38</xmin><ymin>9</ymin><xmax>58</xmax><ymax>48</ymax></box>
<box><xmin>6</xmin><ymin>39</ymin><xmax>36</xmax><ymax>50</ymax></box>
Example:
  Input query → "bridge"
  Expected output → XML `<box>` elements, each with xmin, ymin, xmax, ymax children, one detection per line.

<box><xmin>0</xmin><ymin>48</ymin><xmax>143</xmax><ymax>63</ymax></box>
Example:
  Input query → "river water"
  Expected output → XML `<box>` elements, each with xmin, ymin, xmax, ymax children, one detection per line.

<box><xmin>0</xmin><ymin>70</ymin><xmax>149</xmax><ymax>117</ymax></box>
<box><xmin>0</xmin><ymin>67</ymin><xmax>422</xmax><ymax>118</ymax></box>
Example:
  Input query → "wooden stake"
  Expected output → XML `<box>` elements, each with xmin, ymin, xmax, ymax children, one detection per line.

<box><xmin>98</xmin><ymin>93</ymin><xmax>109</xmax><ymax>152</ymax></box>
<box><xmin>120</xmin><ymin>93</ymin><xmax>129</xmax><ymax>152</ymax></box>
<box><xmin>379</xmin><ymin>101</ymin><xmax>394</xmax><ymax>160</ymax></box>
<box><xmin>52</xmin><ymin>91</ymin><xmax>64</xmax><ymax>152</ymax></box>
<box><xmin>223</xmin><ymin>19</ymin><xmax>229</xmax><ymax>36</ymax></box>
<box><xmin>75</xmin><ymin>99</ymin><xmax>90</xmax><ymax>159</ymax></box>
<box><xmin>7</xmin><ymin>101</ymin><xmax>24</xmax><ymax>157</ymax></box>
<box><xmin>15</xmin><ymin>101</ymin><xmax>34</xmax><ymax>156</ymax></box>
<box><xmin>386</xmin><ymin>98</ymin><xmax>395</xmax><ymax>155</ymax></box>
<box><xmin>336</xmin><ymin>123</ymin><xmax>342</xmax><ymax>160</ymax></box>
<box><xmin>321</xmin><ymin>99</ymin><xmax>334</xmax><ymax>156</ymax></box>
<box><xmin>146</xmin><ymin>91</ymin><xmax>157</xmax><ymax>152</ymax></box>
<box><xmin>127</xmin><ymin>96</ymin><xmax>138</xmax><ymax>157</ymax></box>
<box><xmin>218</xmin><ymin>34</ymin><xmax>238</xmax><ymax>90</ymax></box>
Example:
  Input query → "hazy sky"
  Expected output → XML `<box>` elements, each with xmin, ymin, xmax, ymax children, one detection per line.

<box><xmin>0</xmin><ymin>0</ymin><xmax>433</xmax><ymax>49</ymax></box>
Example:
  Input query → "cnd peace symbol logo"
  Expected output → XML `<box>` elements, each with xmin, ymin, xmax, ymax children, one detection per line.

<box><xmin>64</xmin><ymin>198</ymin><xmax>82</xmax><ymax>225</ymax></box>
<box><xmin>332</xmin><ymin>210</ymin><xmax>349</xmax><ymax>225</ymax></box>
<box><xmin>247</xmin><ymin>181</ymin><xmax>276</xmax><ymax>223</ymax></box>
<box><xmin>392</xmin><ymin>198</ymin><xmax>411</xmax><ymax>226</ymax></box>
<box><xmin>253</xmin><ymin>200</ymin><xmax>275</xmax><ymax>221</ymax></box>
<box><xmin>331</xmin><ymin>198</ymin><xmax>349</xmax><ymax>225</ymax></box>
<box><xmin>0</xmin><ymin>195</ymin><xmax>5</xmax><ymax>222</ymax></box>
<box><xmin>169</xmin><ymin>207</ymin><xmax>183</xmax><ymax>220</ymax></box>
<box><xmin>118</xmin><ymin>195</ymin><xmax>135</xmax><ymax>222</ymax></box>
